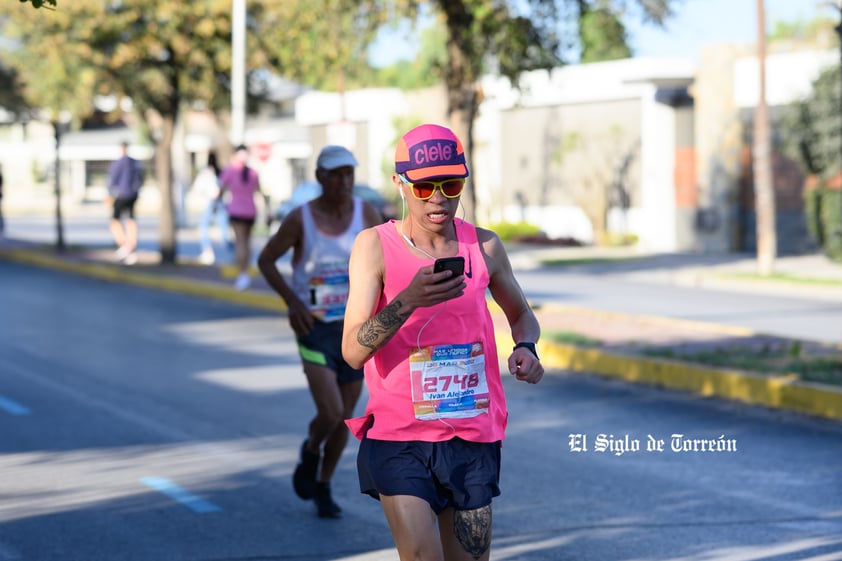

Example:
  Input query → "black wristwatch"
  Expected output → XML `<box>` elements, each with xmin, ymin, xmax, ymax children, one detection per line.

<box><xmin>513</xmin><ymin>341</ymin><xmax>539</xmax><ymax>360</ymax></box>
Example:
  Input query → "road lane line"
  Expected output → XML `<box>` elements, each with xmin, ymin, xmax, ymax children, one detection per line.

<box><xmin>0</xmin><ymin>396</ymin><xmax>30</xmax><ymax>416</ymax></box>
<box><xmin>140</xmin><ymin>477</ymin><xmax>221</xmax><ymax>513</ymax></box>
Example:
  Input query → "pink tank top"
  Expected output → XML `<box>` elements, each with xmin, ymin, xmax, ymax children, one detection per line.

<box><xmin>219</xmin><ymin>164</ymin><xmax>259</xmax><ymax>219</ymax></box>
<box><xmin>346</xmin><ymin>219</ymin><xmax>508</xmax><ymax>443</ymax></box>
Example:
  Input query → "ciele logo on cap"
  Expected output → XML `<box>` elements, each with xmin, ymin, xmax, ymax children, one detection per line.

<box><xmin>410</xmin><ymin>140</ymin><xmax>457</xmax><ymax>167</ymax></box>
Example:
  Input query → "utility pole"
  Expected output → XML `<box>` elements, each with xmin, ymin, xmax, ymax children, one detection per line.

<box><xmin>52</xmin><ymin>120</ymin><xmax>65</xmax><ymax>251</ymax></box>
<box><xmin>231</xmin><ymin>0</ymin><xmax>246</xmax><ymax>147</ymax></box>
<box><xmin>754</xmin><ymin>0</ymin><xmax>776</xmax><ymax>275</ymax></box>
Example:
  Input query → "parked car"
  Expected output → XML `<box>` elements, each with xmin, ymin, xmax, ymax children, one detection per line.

<box><xmin>274</xmin><ymin>181</ymin><xmax>397</xmax><ymax>222</ymax></box>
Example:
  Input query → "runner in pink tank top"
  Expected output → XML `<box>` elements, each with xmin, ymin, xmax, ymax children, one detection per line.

<box><xmin>342</xmin><ymin>124</ymin><xmax>544</xmax><ymax>561</ymax></box>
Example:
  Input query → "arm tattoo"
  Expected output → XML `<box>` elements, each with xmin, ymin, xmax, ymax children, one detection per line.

<box><xmin>454</xmin><ymin>505</ymin><xmax>492</xmax><ymax>560</ymax></box>
<box><xmin>356</xmin><ymin>300</ymin><xmax>407</xmax><ymax>351</ymax></box>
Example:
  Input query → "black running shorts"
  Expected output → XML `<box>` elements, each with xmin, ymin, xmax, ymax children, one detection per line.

<box><xmin>296</xmin><ymin>319</ymin><xmax>363</xmax><ymax>385</ymax></box>
<box><xmin>357</xmin><ymin>435</ymin><xmax>501</xmax><ymax>514</ymax></box>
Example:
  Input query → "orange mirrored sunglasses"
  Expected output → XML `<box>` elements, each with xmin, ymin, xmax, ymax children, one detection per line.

<box><xmin>399</xmin><ymin>174</ymin><xmax>466</xmax><ymax>200</ymax></box>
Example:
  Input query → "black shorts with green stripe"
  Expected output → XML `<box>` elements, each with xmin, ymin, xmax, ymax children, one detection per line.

<box><xmin>296</xmin><ymin>319</ymin><xmax>364</xmax><ymax>385</ymax></box>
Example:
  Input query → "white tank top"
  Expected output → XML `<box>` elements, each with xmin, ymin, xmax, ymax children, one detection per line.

<box><xmin>292</xmin><ymin>197</ymin><xmax>364</xmax><ymax>322</ymax></box>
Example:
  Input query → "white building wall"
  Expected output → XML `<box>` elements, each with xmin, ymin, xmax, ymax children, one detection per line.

<box><xmin>639</xmin><ymin>85</ymin><xmax>678</xmax><ymax>252</ymax></box>
<box><xmin>733</xmin><ymin>49</ymin><xmax>836</xmax><ymax>109</ymax></box>
<box><xmin>295</xmin><ymin>88</ymin><xmax>410</xmax><ymax>191</ymax></box>
<box><xmin>474</xmin><ymin>77</ymin><xmax>506</xmax><ymax>225</ymax></box>
<box><xmin>480</xmin><ymin>58</ymin><xmax>693</xmax><ymax>247</ymax></box>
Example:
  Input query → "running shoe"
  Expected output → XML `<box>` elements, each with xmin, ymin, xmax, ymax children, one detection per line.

<box><xmin>315</xmin><ymin>482</ymin><xmax>342</xmax><ymax>519</ymax></box>
<box><xmin>292</xmin><ymin>439</ymin><xmax>319</xmax><ymax>500</ymax></box>
<box><xmin>234</xmin><ymin>272</ymin><xmax>251</xmax><ymax>291</ymax></box>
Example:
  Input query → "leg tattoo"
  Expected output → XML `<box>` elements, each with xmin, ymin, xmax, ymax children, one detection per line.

<box><xmin>453</xmin><ymin>505</ymin><xmax>491</xmax><ymax>560</ymax></box>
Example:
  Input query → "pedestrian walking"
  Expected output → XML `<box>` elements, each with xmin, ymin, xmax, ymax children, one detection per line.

<box><xmin>193</xmin><ymin>151</ymin><xmax>231</xmax><ymax>265</ymax></box>
<box><xmin>218</xmin><ymin>144</ymin><xmax>270</xmax><ymax>290</ymax></box>
<box><xmin>258</xmin><ymin>145</ymin><xmax>383</xmax><ymax>518</ymax></box>
<box><xmin>106</xmin><ymin>141</ymin><xmax>144</xmax><ymax>265</ymax></box>
<box><xmin>341</xmin><ymin>124</ymin><xmax>544</xmax><ymax>560</ymax></box>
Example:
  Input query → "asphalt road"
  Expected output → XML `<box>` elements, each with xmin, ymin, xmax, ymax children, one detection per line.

<box><xmin>2</xmin><ymin>263</ymin><xmax>841</xmax><ymax>561</ymax></box>
<box><xmin>515</xmin><ymin>265</ymin><xmax>842</xmax><ymax>345</ymax></box>
<box><xmin>6</xmin><ymin>213</ymin><xmax>842</xmax><ymax>346</ymax></box>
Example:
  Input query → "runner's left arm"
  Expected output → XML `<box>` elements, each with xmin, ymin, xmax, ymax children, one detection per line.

<box><xmin>480</xmin><ymin>228</ymin><xmax>544</xmax><ymax>384</ymax></box>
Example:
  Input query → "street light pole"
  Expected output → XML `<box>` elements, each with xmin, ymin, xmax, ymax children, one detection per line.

<box><xmin>231</xmin><ymin>0</ymin><xmax>246</xmax><ymax>146</ymax></box>
<box><xmin>754</xmin><ymin>0</ymin><xmax>776</xmax><ymax>275</ymax></box>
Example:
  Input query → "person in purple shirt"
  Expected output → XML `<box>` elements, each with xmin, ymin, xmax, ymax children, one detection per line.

<box><xmin>106</xmin><ymin>141</ymin><xmax>144</xmax><ymax>264</ymax></box>
<box><xmin>218</xmin><ymin>144</ymin><xmax>271</xmax><ymax>290</ymax></box>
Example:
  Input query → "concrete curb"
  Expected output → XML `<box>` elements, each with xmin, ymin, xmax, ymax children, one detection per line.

<box><xmin>3</xmin><ymin>246</ymin><xmax>840</xmax><ymax>423</ymax></box>
<box><xmin>525</xmin><ymin>339</ymin><xmax>842</xmax><ymax>422</ymax></box>
<box><xmin>0</xmin><ymin>248</ymin><xmax>287</xmax><ymax>313</ymax></box>
<box><xmin>496</xmin><ymin>302</ymin><xmax>842</xmax><ymax>422</ymax></box>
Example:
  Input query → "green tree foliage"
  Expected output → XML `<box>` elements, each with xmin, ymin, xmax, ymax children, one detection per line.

<box><xmin>769</xmin><ymin>17</ymin><xmax>837</xmax><ymax>48</ymax></box>
<box><xmin>255</xmin><ymin>0</ymin><xmax>393</xmax><ymax>92</ymax></box>
<box><xmin>578</xmin><ymin>3</ymin><xmax>632</xmax><ymax>62</ymax></box>
<box><xmin>779</xmin><ymin>64</ymin><xmax>842</xmax><ymax>261</ymax></box>
<box><xmin>1</xmin><ymin>4</ymin><xmax>101</xmax><ymax>125</ymax></box>
<box><xmin>780</xmin><ymin>65</ymin><xmax>840</xmax><ymax>181</ymax></box>
<box><xmin>0</xmin><ymin>63</ymin><xmax>34</xmax><ymax>120</ymax></box>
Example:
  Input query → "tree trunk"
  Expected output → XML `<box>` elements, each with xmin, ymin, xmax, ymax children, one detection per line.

<box><xmin>439</xmin><ymin>0</ymin><xmax>478</xmax><ymax>224</ymax></box>
<box><xmin>754</xmin><ymin>0</ymin><xmax>776</xmax><ymax>275</ymax></box>
<box><xmin>156</xmin><ymin>115</ymin><xmax>177</xmax><ymax>264</ymax></box>
<box><xmin>448</xmin><ymin>85</ymin><xmax>478</xmax><ymax>224</ymax></box>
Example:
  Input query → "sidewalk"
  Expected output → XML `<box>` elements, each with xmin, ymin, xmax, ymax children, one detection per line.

<box><xmin>2</xmin><ymin>234</ymin><xmax>841</xmax><ymax>423</ymax></box>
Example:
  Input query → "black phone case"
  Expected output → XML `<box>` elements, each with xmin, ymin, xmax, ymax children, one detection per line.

<box><xmin>433</xmin><ymin>256</ymin><xmax>465</xmax><ymax>281</ymax></box>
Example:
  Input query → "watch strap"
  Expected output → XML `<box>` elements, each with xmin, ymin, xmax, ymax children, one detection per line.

<box><xmin>513</xmin><ymin>341</ymin><xmax>539</xmax><ymax>359</ymax></box>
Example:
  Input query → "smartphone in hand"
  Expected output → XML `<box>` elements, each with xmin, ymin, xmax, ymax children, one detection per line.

<box><xmin>433</xmin><ymin>256</ymin><xmax>465</xmax><ymax>283</ymax></box>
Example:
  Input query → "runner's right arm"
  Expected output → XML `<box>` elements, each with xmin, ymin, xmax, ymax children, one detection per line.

<box><xmin>341</xmin><ymin>227</ymin><xmax>464</xmax><ymax>369</ymax></box>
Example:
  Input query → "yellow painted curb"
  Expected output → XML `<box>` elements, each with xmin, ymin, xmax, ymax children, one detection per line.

<box><xmin>219</xmin><ymin>264</ymin><xmax>260</xmax><ymax>279</ymax></box>
<box><xmin>495</xmin><ymin>333</ymin><xmax>842</xmax><ymax>422</ymax></box>
<box><xmin>1</xmin><ymin>248</ymin><xmax>288</xmax><ymax>313</ymax></box>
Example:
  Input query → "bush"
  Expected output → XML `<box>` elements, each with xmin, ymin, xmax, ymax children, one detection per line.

<box><xmin>805</xmin><ymin>187</ymin><xmax>824</xmax><ymax>245</ymax></box>
<box><xmin>488</xmin><ymin>221</ymin><xmax>542</xmax><ymax>242</ymax></box>
<box><xmin>821</xmin><ymin>189</ymin><xmax>842</xmax><ymax>262</ymax></box>
<box><xmin>603</xmin><ymin>232</ymin><xmax>639</xmax><ymax>247</ymax></box>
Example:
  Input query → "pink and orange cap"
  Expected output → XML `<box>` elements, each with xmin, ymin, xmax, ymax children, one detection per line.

<box><xmin>395</xmin><ymin>124</ymin><xmax>469</xmax><ymax>182</ymax></box>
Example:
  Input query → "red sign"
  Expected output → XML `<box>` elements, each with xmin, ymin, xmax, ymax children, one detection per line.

<box><xmin>255</xmin><ymin>142</ymin><xmax>272</xmax><ymax>162</ymax></box>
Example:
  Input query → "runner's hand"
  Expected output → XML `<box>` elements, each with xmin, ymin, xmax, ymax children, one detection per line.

<box><xmin>509</xmin><ymin>348</ymin><xmax>544</xmax><ymax>384</ymax></box>
<box><xmin>399</xmin><ymin>264</ymin><xmax>465</xmax><ymax>310</ymax></box>
<box><xmin>286</xmin><ymin>297</ymin><xmax>315</xmax><ymax>337</ymax></box>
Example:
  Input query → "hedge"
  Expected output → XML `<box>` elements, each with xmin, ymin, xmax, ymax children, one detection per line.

<box><xmin>820</xmin><ymin>189</ymin><xmax>842</xmax><ymax>262</ymax></box>
<box><xmin>807</xmin><ymin>187</ymin><xmax>842</xmax><ymax>262</ymax></box>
